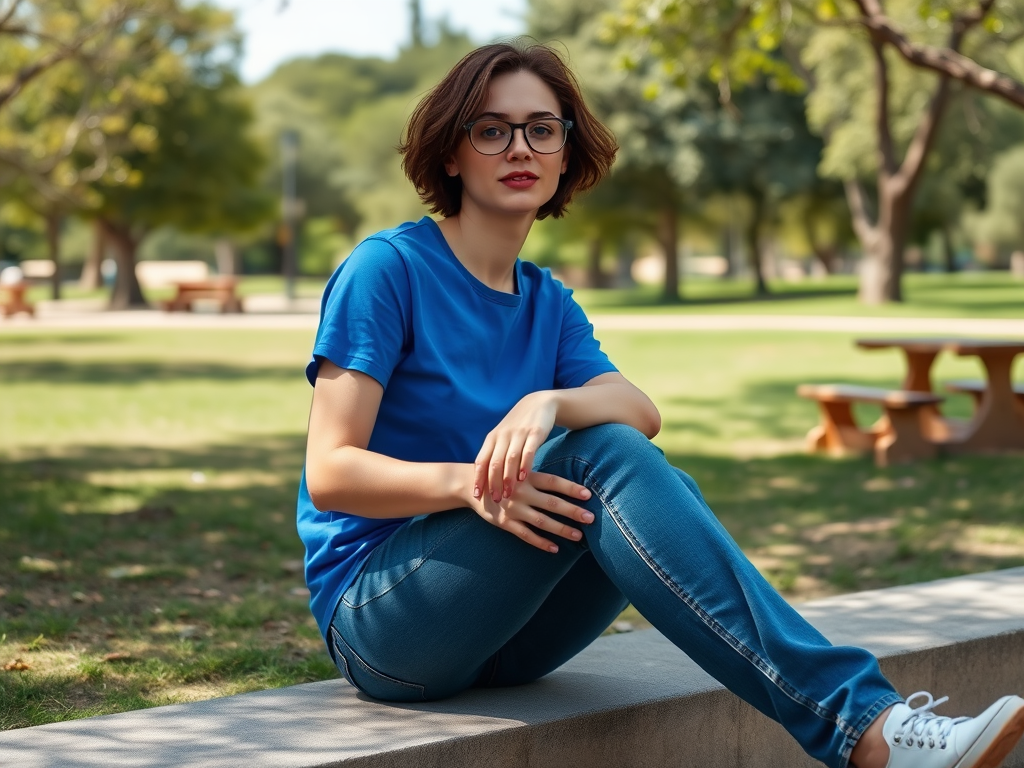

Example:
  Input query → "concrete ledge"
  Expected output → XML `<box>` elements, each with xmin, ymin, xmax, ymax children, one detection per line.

<box><xmin>2</xmin><ymin>568</ymin><xmax>1023</xmax><ymax>768</ymax></box>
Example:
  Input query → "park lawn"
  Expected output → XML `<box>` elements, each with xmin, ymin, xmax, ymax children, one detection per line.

<box><xmin>22</xmin><ymin>270</ymin><xmax>1024</xmax><ymax>319</ymax></box>
<box><xmin>1</xmin><ymin>327</ymin><xmax>1023</xmax><ymax>728</ymax></box>
<box><xmin>577</xmin><ymin>270</ymin><xmax>1024</xmax><ymax>318</ymax></box>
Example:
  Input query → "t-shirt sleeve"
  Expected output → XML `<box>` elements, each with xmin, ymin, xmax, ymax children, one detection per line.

<box><xmin>554</xmin><ymin>286</ymin><xmax>618</xmax><ymax>390</ymax></box>
<box><xmin>305</xmin><ymin>238</ymin><xmax>411</xmax><ymax>388</ymax></box>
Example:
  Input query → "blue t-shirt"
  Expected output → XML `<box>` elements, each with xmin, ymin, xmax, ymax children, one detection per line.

<box><xmin>297</xmin><ymin>216</ymin><xmax>618</xmax><ymax>640</ymax></box>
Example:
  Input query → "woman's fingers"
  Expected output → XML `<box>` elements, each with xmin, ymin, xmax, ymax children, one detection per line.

<box><xmin>528</xmin><ymin>472</ymin><xmax>594</xmax><ymax>520</ymax></box>
<box><xmin>473</xmin><ymin>435</ymin><xmax>496</xmax><ymax>501</ymax></box>
<box><xmin>503</xmin><ymin>503</ymin><xmax>583</xmax><ymax>552</ymax></box>
<box><xmin>487</xmin><ymin>432</ymin><xmax>512</xmax><ymax>503</ymax></box>
<box><xmin>502</xmin><ymin>438</ymin><xmax>523</xmax><ymax>500</ymax></box>
<box><xmin>516</xmin><ymin>428</ymin><xmax>546</xmax><ymax>487</ymax></box>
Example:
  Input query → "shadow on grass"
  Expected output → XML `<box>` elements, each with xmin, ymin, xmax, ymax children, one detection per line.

<box><xmin>0</xmin><ymin>334</ymin><xmax>124</xmax><ymax>347</ymax></box>
<box><xmin>0</xmin><ymin>436</ymin><xmax>344</xmax><ymax>730</ymax></box>
<box><xmin>581</xmin><ymin>283</ymin><xmax>859</xmax><ymax>310</ymax></box>
<box><xmin>0</xmin><ymin>360</ymin><xmax>303</xmax><ymax>385</ymax></box>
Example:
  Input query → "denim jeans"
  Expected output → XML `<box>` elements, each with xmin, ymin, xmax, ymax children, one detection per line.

<box><xmin>328</xmin><ymin>423</ymin><xmax>902</xmax><ymax>768</ymax></box>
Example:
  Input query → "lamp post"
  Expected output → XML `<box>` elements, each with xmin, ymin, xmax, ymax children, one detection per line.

<box><xmin>281</xmin><ymin>129</ymin><xmax>299</xmax><ymax>302</ymax></box>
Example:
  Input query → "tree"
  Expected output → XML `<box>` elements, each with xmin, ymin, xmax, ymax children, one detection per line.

<box><xmin>694</xmin><ymin>85</ymin><xmax>825</xmax><ymax>293</ymax></box>
<box><xmin>94</xmin><ymin>74</ymin><xmax>273</xmax><ymax>309</ymax></box>
<box><xmin>0</xmin><ymin>0</ymin><xmax>243</xmax><ymax>300</ymax></box>
<box><xmin>971</xmin><ymin>144</ymin><xmax>1024</xmax><ymax>253</ymax></box>
<box><xmin>529</xmin><ymin>0</ymin><xmax>711</xmax><ymax>302</ymax></box>
<box><xmin>614</xmin><ymin>0</ymin><xmax>1024</xmax><ymax>302</ymax></box>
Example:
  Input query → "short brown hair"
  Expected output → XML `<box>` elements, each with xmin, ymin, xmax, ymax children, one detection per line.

<box><xmin>400</xmin><ymin>41</ymin><xmax>617</xmax><ymax>220</ymax></box>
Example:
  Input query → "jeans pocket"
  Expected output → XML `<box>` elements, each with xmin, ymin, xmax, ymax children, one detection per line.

<box><xmin>329</xmin><ymin>625</ymin><xmax>427</xmax><ymax>703</ymax></box>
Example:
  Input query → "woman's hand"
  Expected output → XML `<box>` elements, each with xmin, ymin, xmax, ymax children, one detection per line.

<box><xmin>474</xmin><ymin>390</ymin><xmax>559</xmax><ymax>503</ymax></box>
<box><xmin>466</xmin><ymin>469</ymin><xmax>595</xmax><ymax>553</ymax></box>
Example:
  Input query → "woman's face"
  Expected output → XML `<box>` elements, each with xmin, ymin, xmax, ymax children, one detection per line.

<box><xmin>445</xmin><ymin>69</ymin><xmax>569</xmax><ymax>219</ymax></box>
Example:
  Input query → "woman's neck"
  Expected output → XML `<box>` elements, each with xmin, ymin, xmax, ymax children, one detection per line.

<box><xmin>436</xmin><ymin>206</ymin><xmax>534</xmax><ymax>294</ymax></box>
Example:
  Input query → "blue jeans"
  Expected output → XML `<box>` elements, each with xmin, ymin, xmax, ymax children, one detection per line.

<box><xmin>328</xmin><ymin>424</ymin><xmax>902</xmax><ymax>768</ymax></box>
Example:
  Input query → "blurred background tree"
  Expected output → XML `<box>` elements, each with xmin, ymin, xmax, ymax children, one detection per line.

<box><xmin>0</xmin><ymin>0</ymin><xmax>273</xmax><ymax>308</ymax></box>
<box><xmin>612</xmin><ymin>0</ymin><xmax>1024</xmax><ymax>303</ymax></box>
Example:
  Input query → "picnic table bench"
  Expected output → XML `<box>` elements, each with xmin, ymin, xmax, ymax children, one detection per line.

<box><xmin>857</xmin><ymin>338</ymin><xmax>1024</xmax><ymax>454</ymax></box>
<box><xmin>161</xmin><ymin>276</ymin><xmax>242</xmax><ymax>313</ymax></box>
<box><xmin>0</xmin><ymin>281</ymin><xmax>34</xmax><ymax>318</ymax></box>
<box><xmin>797</xmin><ymin>384</ymin><xmax>944</xmax><ymax>466</ymax></box>
<box><xmin>799</xmin><ymin>337</ymin><xmax>1024</xmax><ymax>465</ymax></box>
<box><xmin>135</xmin><ymin>261</ymin><xmax>243</xmax><ymax>313</ymax></box>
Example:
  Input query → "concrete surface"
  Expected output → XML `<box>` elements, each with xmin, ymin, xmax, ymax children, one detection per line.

<box><xmin>2</xmin><ymin>568</ymin><xmax>1023</xmax><ymax>768</ymax></box>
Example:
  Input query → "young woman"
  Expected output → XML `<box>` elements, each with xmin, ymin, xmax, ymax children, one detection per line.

<box><xmin>298</xmin><ymin>41</ymin><xmax>1024</xmax><ymax>768</ymax></box>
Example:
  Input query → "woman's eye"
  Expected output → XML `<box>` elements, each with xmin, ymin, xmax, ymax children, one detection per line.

<box><xmin>480</xmin><ymin>126</ymin><xmax>505</xmax><ymax>139</ymax></box>
<box><xmin>530</xmin><ymin>125</ymin><xmax>553</xmax><ymax>136</ymax></box>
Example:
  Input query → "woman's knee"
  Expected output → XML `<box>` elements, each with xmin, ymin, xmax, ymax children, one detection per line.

<box><xmin>562</xmin><ymin>422</ymin><xmax>659</xmax><ymax>459</ymax></box>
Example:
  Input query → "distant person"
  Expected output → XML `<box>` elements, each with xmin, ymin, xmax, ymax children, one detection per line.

<box><xmin>297</xmin><ymin>41</ymin><xmax>1024</xmax><ymax>768</ymax></box>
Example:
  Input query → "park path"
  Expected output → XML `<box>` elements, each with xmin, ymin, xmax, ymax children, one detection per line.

<box><xmin>1</xmin><ymin>298</ymin><xmax>1023</xmax><ymax>335</ymax></box>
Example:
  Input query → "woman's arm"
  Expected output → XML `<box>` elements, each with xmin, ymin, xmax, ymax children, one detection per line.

<box><xmin>305</xmin><ymin>361</ymin><xmax>594</xmax><ymax>553</ymax></box>
<box><xmin>552</xmin><ymin>371</ymin><xmax>661</xmax><ymax>438</ymax></box>
<box><xmin>305</xmin><ymin>361</ymin><xmax>468</xmax><ymax>517</ymax></box>
<box><xmin>473</xmin><ymin>371</ymin><xmax>661</xmax><ymax>504</ymax></box>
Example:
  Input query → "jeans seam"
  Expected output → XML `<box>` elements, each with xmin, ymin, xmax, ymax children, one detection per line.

<box><xmin>538</xmin><ymin>450</ymin><xmax>856</xmax><ymax>740</ymax></box>
<box><xmin>838</xmin><ymin>692</ymin><xmax>905</xmax><ymax>768</ymax></box>
<box><xmin>341</xmin><ymin>511</ymin><xmax>474</xmax><ymax>609</ymax></box>
<box><xmin>332</xmin><ymin>623</ymin><xmax>427</xmax><ymax>699</ymax></box>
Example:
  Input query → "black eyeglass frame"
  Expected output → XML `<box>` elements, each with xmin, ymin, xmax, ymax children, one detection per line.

<box><xmin>461</xmin><ymin>118</ymin><xmax>574</xmax><ymax>155</ymax></box>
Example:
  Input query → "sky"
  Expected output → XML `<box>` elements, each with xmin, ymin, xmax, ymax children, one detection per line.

<box><xmin>212</xmin><ymin>0</ymin><xmax>529</xmax><ymax>83</ymax></box>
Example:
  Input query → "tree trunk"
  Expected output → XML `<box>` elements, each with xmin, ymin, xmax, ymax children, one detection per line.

<box><xmin>79</xmin><ymin>219</ymin><xmax>105</xmax><ymax>290</ymax></box>
<box><xmin>101</xmin><ymin>219</ymin><xmax>148</xmax><ymax>310</ymax></box>
<box><xmin>586</xmin><ymin>237</ymin><xmax>605</xmax><ymax>288</ymax></box>
<box><xmin>45</xmin><ymin>213</ymin><xmax>61</xmax><ymax>301</ymax></box>
<box><xmin>941</xmin><ymin>225</ymin><xmax>957</xmax><ymax>273</ymax></box>
<box><xmin>857</xmin><ymin>184</ymin><xmax>911</xmax><ymax>304</ymax></box>
<box><xmin>215</xmin><ymin>238</ymin><xmax>238</xmax><ymax>275</ymax></box>
<box><xmin>657</xmin><ymin>205</ymin><xmax>680</xmax><ymax>302</ymax></box>
<box><xmin>721</xmin><ymin>222</ymin><xmax>736</xmax><ymax>278</ymax></box>
<box><xmin>745</xmin><ymin>192</ymin><xmax>770</xmax><ymax>296</ymax></box>
<box><xmin>803</xmin><ymin>216</ymin><xmax>836</xmax><ymax>274</ymax></box>
<box><xmin>614</xmin><ymin>236</ymin><xmax>636</xmax><ymax>288</ymax></box>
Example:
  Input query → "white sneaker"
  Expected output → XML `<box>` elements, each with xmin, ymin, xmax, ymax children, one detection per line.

<box><xmin>883</xmin><ymin>691</ymin><xmax>1024</xmax><ymax>768</ymax></box>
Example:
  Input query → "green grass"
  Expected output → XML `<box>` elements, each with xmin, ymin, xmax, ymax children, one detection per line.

<box><xmin>575</xmin><ymin>271</ymin><xmax>1024</xmax><ymax>318</ymax></box>
<box><xmin>1</xmin><ymin>325</ymin><xmax>1022</xmax><ymax>728</ymax></box>
<box><xmin>22</xmin><ymin>270</ymin><xmax>1024</xmax><ymax>319</ymax></box>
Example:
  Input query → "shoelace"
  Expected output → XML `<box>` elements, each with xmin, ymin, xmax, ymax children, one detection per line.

<box><xmin>892</xmin><ymin>692</ymin><xmax>970</xmax><ymax>750</ymax></box>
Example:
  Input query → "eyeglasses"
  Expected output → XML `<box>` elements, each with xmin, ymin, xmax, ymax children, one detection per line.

<box><xmin>462</xmin><ymin>118</ymin><xmax>573</xmax><ymax>155</ymax></box>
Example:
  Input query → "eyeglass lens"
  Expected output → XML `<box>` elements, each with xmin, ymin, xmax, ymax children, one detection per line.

<box><xmin>468</xmin><ymin>120</ymin><xmax>567</xmax><ymax>155</ymax></box>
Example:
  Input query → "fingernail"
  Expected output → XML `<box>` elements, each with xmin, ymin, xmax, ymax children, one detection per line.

<box><xmin>580</xmin><ymin>488</ymin><xmax>591</xmax><ymax>498</ymax></box>
<box><xmin>582</xmin><ymin>512</ymin><xmax>594</xmax><ymax>523</ymax></box>
<box><xmin>473</xmin><ymin>485</ymin><xmax>481</xmax><ymax>499</ymax></box>
<box><xmin>493</xmin><ymin>493</ymin><xmax>501</xmax><ymax>503</ymax></box>
<box><xmin>519</xmin><ymin>470</ymin><xmax>527</xmax><ymax>481</ymax></box>
<box><xmin>548</xmin><ymin>545</ymin><xmax>559</xmax><ymax>553</ymax></box>
<box><xmin>571</xmin><ymin>530</ymin><xmax>582</xmax><ymax>540</ymax></box>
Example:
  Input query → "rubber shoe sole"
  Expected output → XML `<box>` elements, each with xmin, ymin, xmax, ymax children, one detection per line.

<box><xmin>955</xmin><ymin>696</ymin><xmax>1024</xmax><ymax>768</ymax></box>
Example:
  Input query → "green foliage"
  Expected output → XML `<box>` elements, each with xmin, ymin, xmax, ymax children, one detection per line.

<box><xmin>94</xmin><ymin>74</ymin><xmax>273</xmax><ymax>236</ymax></box>
<box><xmin>970</xmin><ymin>144</ymin><xmax>1024</xmax><ymax>248</ymax></box>
<box><xmin>247</xmin><ymin>27</ymin><xmax>477</xmax><ymax>240</ymax></box>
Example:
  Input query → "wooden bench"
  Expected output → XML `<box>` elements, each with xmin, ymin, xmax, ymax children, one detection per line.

<box><xmin>161</xmin><ymin>277</ymin><xmax>242</xmax><ymax>313</ymax></box>
<box><xmin>945</xmin><ymin>379</ymin><xmax>1024</xmax><ymax>408</ymax></box>
<box><xmin>0</xmin><ymin>282</ymin><xmax>34</xmax><ymax>317</ymax></box>
<box><xmin>135</xmin><ymin>261</ymin><xmax>243</xmax><ymax>313</ymax></box>
<box><xmin>797</xmin><ymin>384</ymin><xmax>945</xmax><ymax>466</ymax></box>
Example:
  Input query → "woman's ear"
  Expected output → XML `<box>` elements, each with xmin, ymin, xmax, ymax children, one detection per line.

<box><xmin>560</xmin><ymin>144</ymin><xmax>570</xmax><ymax>175</ymax></box>
<box><xmin>444</xmin><ymin>156</ymin><xmax>460</xmax><ymax>177</ymax></box>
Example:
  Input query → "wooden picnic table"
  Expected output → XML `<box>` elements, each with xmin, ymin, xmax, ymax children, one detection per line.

<box><xmin>162</xmin><ymin>277</ymin><xmax>242</xmax><ymax>313</ymax></box>
<box><xmin>856</xmin><ymin>337</ymin><xmax>1024</xmax><ymax>454</ymax></box>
